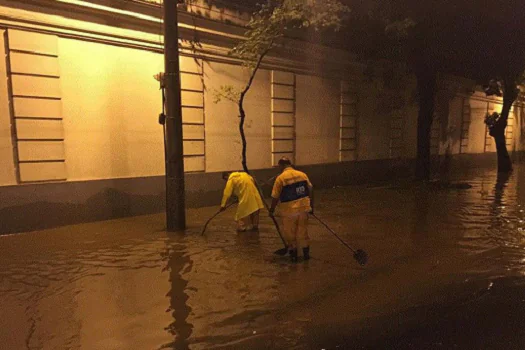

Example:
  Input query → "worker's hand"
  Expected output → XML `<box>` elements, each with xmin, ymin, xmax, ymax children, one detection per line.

<box><xmin>219</xmin><ymin>206</ymin><xmax>226</xmax><ymax>212</ymax></box>
<box><xmin>269</xmin><ymin>208</ymin><xmax>275</xmax><ymax>217</ymax></box>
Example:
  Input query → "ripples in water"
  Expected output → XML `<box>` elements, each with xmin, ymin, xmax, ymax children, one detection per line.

<box><xmin>3</xmin><ymin>166</ymin><xmax>525</xmax><ymax>348</ymax></box>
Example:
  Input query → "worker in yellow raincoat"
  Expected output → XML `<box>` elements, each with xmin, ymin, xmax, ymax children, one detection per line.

<box><xmin>220</xmin><ymin>171</ymin><xmax>265</xmax><ymax>232</ymax></box>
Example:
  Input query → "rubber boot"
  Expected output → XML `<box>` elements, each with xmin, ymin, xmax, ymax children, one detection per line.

<box><xmin>289</xmin><ymin>249</ymin><xmax>298</xmax><ymax>263</ymax></box>
<box><xmin>303</xmin><ymin>246</ymin><xmax>310</xmax><ymax>261</ymax></box>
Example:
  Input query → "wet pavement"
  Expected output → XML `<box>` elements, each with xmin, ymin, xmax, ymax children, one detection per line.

<box><xmin>2</xmin><ymin>164</ymin><xmax>525</xmax><ymax>349</ymax></box>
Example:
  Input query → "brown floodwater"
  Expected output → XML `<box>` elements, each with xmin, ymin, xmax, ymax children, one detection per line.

<box><xmin>2</xmin><ymin>165</ymin><xmax>525</xmax><ymax>349</ymax></box>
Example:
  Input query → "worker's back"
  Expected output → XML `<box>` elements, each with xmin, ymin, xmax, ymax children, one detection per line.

<box><xmin>272</xmin><ymin>167</ymin><xmax>312</xmax><ymax>215</ymax></box>
<box><xmin>229</xmin><ymin>172</ymin><xmax>253</xmax><ymax>200</ymax></box>
<box><xmin>226</xmin><ymin>172</ymin><xmax>264</xmax><ymax>221</ymax></box>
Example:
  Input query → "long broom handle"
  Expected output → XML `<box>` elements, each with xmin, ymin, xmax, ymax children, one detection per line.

<box><xmin>269</xmin><ymin>211</ymin><xmax>287</xmax><ymax>248</ymax></box>
<box><xmin>311</xmin><ymin>214</ymin><xmax>356</xmax><ymax>254</ymax></box>
<box><xmin>201</xmin><ymin>201</ymin><xmax>236</xmax><ymax>235</ymax></box>
<box><xmin>253</xmin><ymin>179</ymin><xmax>287</xmax><ymax>249</ymax></box>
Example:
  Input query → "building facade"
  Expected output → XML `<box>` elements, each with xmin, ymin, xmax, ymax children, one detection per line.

<box><xmin>0</xmin><ymin>0</ymin><xmax>523</xmax><ymax>234</ymax></box>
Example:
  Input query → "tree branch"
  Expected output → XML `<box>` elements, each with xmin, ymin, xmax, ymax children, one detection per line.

<box><xmin>241</xmin><ymin>44</ymin><xmax>273</xmax><ymax>100</ymax></box>
<box><xmin>237</xmin><ymin>44</ymin><xmax>272</xmax><ymax>174</ymax></box>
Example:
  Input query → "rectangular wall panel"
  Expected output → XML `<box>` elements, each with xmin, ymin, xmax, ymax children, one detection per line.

<box><xmin>184</xmin><ymin>156</ymin><xmax>205</xmax><ymax>173</ymax></box>
<box><xmin>460</xmin><ymin>98</ymin><xmax>470</xmax><ymax>154</ymax></box>
<box><xmin>180</xmin><ymin>55</ymin><xmax>201</xmax><ymax>74</ymax></box>
<box><xmin>389</xmin><ymin>109</ymin><xmax>405</xmax><ymax>159</ymax></box>
<box><xmin>0</xmin><ymin>29</ymin><xmax>16</xmax><ymax>186</ymax></box>
<box><xmin>15</xmin><ymin>119</ymin><xmax>64</xmax><ymax>140</ymax></box>
<box><xmin>507</xmin><ymin>110</ymin><xmax>515</xmax><ymax>148</ymax></box>
<box><xmin>272</xmin><ymin>112</ymin><xmax>294</xmax><ymax>126</ymax></box>
<box><xmin>430</xmin><ymin>116</ymin><xmax>440</xmax><ymax>156</ymax></box>
<box><xmin>272</xmin><ymin>71</ymin><xmax>295</xmax><ymax>84</ymax></box>
<box><xmin>183</xmin><ymin>124</ymin><xmax>205</xmax><ymax>140</ymax></box>
<box><xmin>10</xmin><ymin>52</ymin><xmax>60</xmax><ymax>77</ymax></box>
<box><xmin>183</xmin><ymin>140</ymin><xmax>205</xmax><ymax>156</ymax></box>
<box><xmin>6</xmin><ymin>29</ymin><xmax>66</xmax><ymax>183</ymax></box>
<box><xmin>340</xmin><ymin>80</ymin><xmax>358</xmax><ymax>162</ymax></box>
<box><xmin>13</xmin><ymin>97</ymin><xmax>63</xmax><ymax>119</ymax></box>
<box><xmin>271</xmin><ymin>71</ymin><xmax>295</xmax><ymax>165</ymax></box>
<box><xmin>272</xmin><ymin>99</ymin><xmax>294</xmax><ymax>113</ymax></box>
<box><xmin>273</xmin><ymin>140</ymin><xmax>294</xmax><ymax>153</ymax></box>
<box><xmin>272</xmin><ymin>85</ymin><xmax>294</xmax><ymax>99</ymax></box>
<box><xmin>11</xmin><ymin>75</ymin><xmax>61</xmax><ymax>98</ymax></box>
<box><xmin>181</xmin><ymin>90</ymin><xmax>204</xmax><ymax>107</ymax></box>
<box><xmin>181</xmin><ymin>107</ymin><xmax>204</xmax><ymax>124</ymax></box>
<box><xmin>8</xmin><ymin>29</ymin><xmax>59</xmax><ymax>56</ymax></box>
<box><xmin>180</xmin><ymin>73</ymin><xmax>203</xmax><ymax>92</ymax></box>
<box><xmin>273</xmin><ymin>126</ymin><xmax>294</xmax><ymax>139</ymax></box>
<box><xmin>19</xmin><ymin>162</ymin><xmax>66</xmax><ymax>182</ymax></box>
<box><xmin>18</xmin><ymin>141</ymin><xmax>65</xmax><ymax>161</ymax></box>
<box><xmin>468</xmin><ymin>99</ymin><xmax>489</xmax><ymax>154</ymax></box>
<box><xmin>181</xmin><ymin>59</ymin><xmax>205</xmax><ymax>172</ymax></box>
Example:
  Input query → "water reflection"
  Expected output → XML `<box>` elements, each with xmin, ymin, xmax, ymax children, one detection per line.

<box><xmin>411</xmin><ymin>187</ymin><xmax>430</xmax><ymax>241</ymax></box>
<box><xmin>4</xmin><ymin>166</ymin><xmax>525</xmax><ymax>349</ymax></box>
<box><xmin>491</xmin><ymin>172</ymin><xmax>511</xmax><ymax>230</ymax></box>
<box><xmin>235</xmin><ymin>230</ymin><xmax>260</xmax><ymax>246</ymax></box>
<box><xmin>161</xmin><ymin>236</ymin><xmax>193</xmax><ymax>350</ymax></box>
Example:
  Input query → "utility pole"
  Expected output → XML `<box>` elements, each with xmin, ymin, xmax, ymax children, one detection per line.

<box><xmin>163</xmin><ymin>0</ymin><xmax>186</xmax><ymax>230</ymax></box>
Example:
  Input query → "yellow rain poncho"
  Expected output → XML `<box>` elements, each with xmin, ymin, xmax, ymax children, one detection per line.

<box><xmin>221</xmin><ymin>172</ymin><xmax>264</xmax><ymax>221</ymax></box>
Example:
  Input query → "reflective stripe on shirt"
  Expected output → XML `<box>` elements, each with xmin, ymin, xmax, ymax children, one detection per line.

<box><xmin>280</xmin><ymin>180</ymin><xmax>310</xmax><ymax>203</ymax></box>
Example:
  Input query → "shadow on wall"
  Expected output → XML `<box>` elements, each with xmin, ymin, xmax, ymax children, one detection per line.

<box><xmin>0</xmin><ymin>161</ymin><xmax>414</xmax><ymax>235</ymax></box>
<box><xmin>0</xmin><ymin>154</ymin><xmax>504</xmax><ymax>235</ymax></box>
<box><xmin>0</xmin><ymin>170</ymin><xmax>270</xmax><ymax>235</ymax></box>
<box><xmin>0</xmin><ymin>187</ymin><xmax>164</xmax><ymax>235</ymax></box>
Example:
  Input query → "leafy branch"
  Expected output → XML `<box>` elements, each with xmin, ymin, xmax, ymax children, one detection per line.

<box><xmin>214</xmin><ymin>0</ymin><xmax>350</xmax><ymax>172</ymax></box>
<box><xmin>213</xmin><ymin>85</ymin><xmax>241</xmax><ymax>104</ymax></box>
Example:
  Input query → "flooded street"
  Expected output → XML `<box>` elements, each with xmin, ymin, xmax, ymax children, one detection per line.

<box><xmin>2</xmin><ymin>164</ymin><xmax>525</xmax><ymax>349</ymax></box>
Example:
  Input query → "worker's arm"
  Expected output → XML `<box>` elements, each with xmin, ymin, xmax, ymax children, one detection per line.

<box><xmin>309</xmin><ymin>185</ymin><xmax>314</xmax><ymax>214</ymax></box>
<box><xmin>220</xmin><ymin>178</ymin><xmax>234</xmax><ymax>210</ymax></box>
<box><xmin>307</xmin><ymin>177</ymin><xmax>314</xmax><ymax>214</ymax></box>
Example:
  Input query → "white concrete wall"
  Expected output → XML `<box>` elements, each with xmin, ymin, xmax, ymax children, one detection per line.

<box><xmin>59</xmin><ymin>38</ymin><xmax>165</xmax><ymax>181</ymax></box>
<box><xmin>2</xmin><ymin>29</ymin><xmax>525</xmax><ymax>190</ymax></box>
<box><xmin>204</xmin><ymin>62</ymin><xmax>272</xmax><ymax>172</ymax></box>
<box><xmin>295</xmin><ymin>75</ymin><xmax>340</xmax><ymax>165</ymax></box>
<box><xmin>0</xmin><ymin>30</ymin><xmax>16</xmax><ymax>186</ymax></box>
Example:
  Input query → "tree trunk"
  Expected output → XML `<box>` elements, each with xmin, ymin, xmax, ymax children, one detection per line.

<box><xmin>415</xmin><ymin>70</ymin><xmax>437</xmax><ymax>181</ymax></box>
<box><xmin>489</xmin><ymin>80</ymin><xmax>516</xmax><ymax>174</ymax></box>
<box><xmin>238</xmin><ymin>99</ymin><xmax>249</xmax><ymax>173</ymax></box>
<box><xmin>236</xmin><ymin>51</ymin><xmax>268</xmax><ymax>175</ymax></box>
<box><xmin>493</xmin><ymin>128</ymin><xmax>512</xmax><ymax>173</ymax></box>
